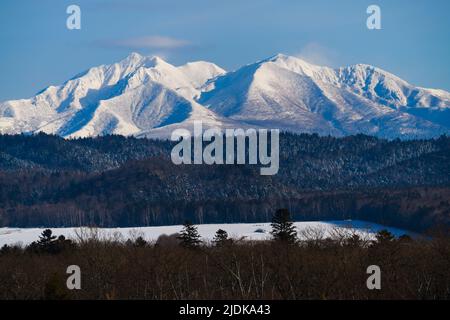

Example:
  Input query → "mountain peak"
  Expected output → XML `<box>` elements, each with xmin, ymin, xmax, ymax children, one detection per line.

<box><xmin>128</xmin><ymin>51</ymin><xmax>143</xmax><ymax>59</ymax></box>
<box><xmin>119</xmin><ymin>53</ymin><xmax>170</xmax><ymax>70</ymax></box>
<box><xmin>1</xmin><ymin>53</ymin><xmax>449</xmax><ymax>139</ymax></box>
<box><xmin>121</xmin><ymin>52</ymin><xmax>144</xmax><ymax>65</ymax></box>
<box><xmin>261</xmin><ymin>53</ymin><xmax>295</xmax><ymax>65</ymax></box>
<box><xmin>266</xmin><ymin>53</ymin><xmax>289</xmax><ymax>61</ymax></box>
<box><xmin>148</xmin><ymin>55</ymin><xmax>166</xmax><ymax>65</ymax></box>
<box><xmin>263</xmin><ymin>53</ymin><xmax>315</xmax><ymax>66</ymax></box>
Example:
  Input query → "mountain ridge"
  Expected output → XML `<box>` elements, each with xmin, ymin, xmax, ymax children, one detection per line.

<box><xmin>1</xmin><ymin>52</ymin><xmax>449</xmax><ymax>139</ymax></box>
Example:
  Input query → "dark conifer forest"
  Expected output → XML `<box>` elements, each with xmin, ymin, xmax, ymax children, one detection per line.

<box><xmin>0</xmin><ymin>133</ymin><xmax>449</xmax><ymax>231</ymax></box>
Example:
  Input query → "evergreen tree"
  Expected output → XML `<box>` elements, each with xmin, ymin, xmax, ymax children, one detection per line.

<box><xmin>375</xmin><ymin>229</ymin><xmax>395</xmax><ymax>244</ymax></box>
<box><xmin>134</xmin><ymin>236</ymin><xmax>147</xmax><ymax>247</ymax></box>
<box><xmin>270</xmin><ymin>209</ymin><xmax>297</xmax><ymax>244</ymax></box>
<box><xmin>177</xmin><ymin>221</ymin><xmax>202</xmax><ymax>248</ymax></box>
<box><xmin>38</xmin><ymin>229</ymin><xmax>57</xmax><ymax>245</ymax></box>
<box><xmin>397</xmin><ymin>234</ymin><xmax>412</xmax><ymax>243</ymax></box>
<box><xmin>345</xmin><ymin>234</ymin><xmax>362</xmax><ymax>247</ymax></box>
<box><xmin>28</xmin><ymin>230</ymin><xmax>74</xmax><ymax>254</ymax></box>
<box><xmin>213</xmin><ymin>229</ymin><xmax>230</xmax><ymax>246</ymax></box>
<box><xmin>0</xmin><ymin>244</ymin><xmax>11</xmax><ymax>255</ymax></box>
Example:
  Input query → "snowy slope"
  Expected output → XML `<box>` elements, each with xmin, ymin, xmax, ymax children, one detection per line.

<box><xmin>0</xmin><ymin>53</ymin><xmax>227</xmax><ymax>138</ymax></box>
<box><xmin>200</xmin><ymin>54</ymin><xmax>450</xmax><ymax>138</ymax></box>
<box><xmin>0</xmin><ymin>53</ymin><xmax>449</xmax><ymax>139</ymax></box>
<box><xmin>0</xmin><ymin>220</ymin><xmax>413</xmax><ymax>247</ymax></box>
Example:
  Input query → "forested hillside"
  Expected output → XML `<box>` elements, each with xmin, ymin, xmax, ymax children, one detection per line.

<box><xmin>0</xmin><ymin>133</ymin><xmax>449</xmax><ymax>231</ymax></box>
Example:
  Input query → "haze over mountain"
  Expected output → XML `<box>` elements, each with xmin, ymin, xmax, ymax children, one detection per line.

<box><xmin>1</xmin><ymin>53</ymin><xmax>449</xmax><ymax>139</ymax></box>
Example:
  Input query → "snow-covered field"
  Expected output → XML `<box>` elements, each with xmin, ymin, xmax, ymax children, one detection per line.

<box><xmin>0</xmin><ymin>220</ymin><xmax>412</xmax><ymax>247</ymax></box>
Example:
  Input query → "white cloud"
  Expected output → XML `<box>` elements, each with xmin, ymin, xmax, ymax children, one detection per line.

<box><xmin>109</xmin><ymin>36</ymin><xmax>191</xmax><ymax>49</ymax></box>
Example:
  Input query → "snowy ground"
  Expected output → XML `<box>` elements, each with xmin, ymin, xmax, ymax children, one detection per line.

<box><xmin>0</xmin><ymin>220</ymin><xmax>413</xmax><ymax>247</ymax></box>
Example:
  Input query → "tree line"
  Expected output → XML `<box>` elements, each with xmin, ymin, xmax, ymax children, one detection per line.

<box><xmin>0</xmin><ymin>209</ymin><xmax>448</xmax><ymax>300</ymax></box>
<box><xmin>0</xmin><ymin>133</ymin><xmax>449</xmax><ymax>230</ymax></box>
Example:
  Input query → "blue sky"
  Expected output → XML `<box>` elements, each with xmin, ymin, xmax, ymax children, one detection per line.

<box><xmin>0</xmin><ymin>0</ymin><xmax>449</xmax><ymax>101</ymax></box>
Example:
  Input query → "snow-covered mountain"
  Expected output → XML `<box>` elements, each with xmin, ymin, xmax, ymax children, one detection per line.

<box><xmin>200</xmin><ymin>54</ymin><xmax>450</xmax><ymax>138</ymax></box>
<box><xmin>1</xmin><ymin>52</ymin><xmax>449</xmax><ymax>139</ymax></box>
